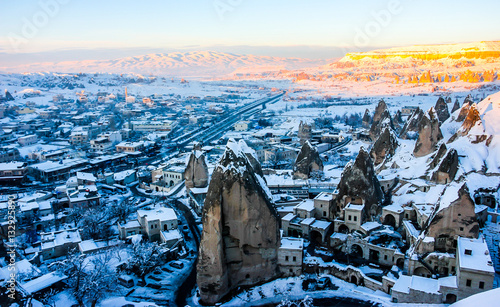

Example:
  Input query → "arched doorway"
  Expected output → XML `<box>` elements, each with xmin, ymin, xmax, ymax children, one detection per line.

<box><xmin>414</xmin><ymin>266</ymin><xmax>431</xmax><ymax>277</ymax></box>
<box><xmin>383</xmin><ymin>214</ymin><xmax>396</xmax><ymax>228</ymax></box>
<box><xmin>445</xmin><ymin>294</ymin><xmax>457</xmax><ymax>304</ymax></box>
<box><xmin>338</xmin><ymin>224</ymin><xmax>349</xmax><ymax>234</ymax></box>
<box><xmin>350</xmin><ymin>275</ymin><xmax>358</xmax><ymax>285</ymax></box>
<box><xmin>351</xmin><ymin>244</ymin><xmax>364</xmax><ymax>258</ymax></box>
<box><xmin>310</xmin><ymin>230</ymin><xmax>322</xmax><ymax>244</ymax></box>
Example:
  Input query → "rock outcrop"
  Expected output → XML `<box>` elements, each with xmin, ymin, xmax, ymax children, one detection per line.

<box><xmin>393</xmin><ymin>110</ymin><xmax>403</xmax><ymax>131</ymax></box>
<box><xmin>400</xmin><ymin>107</ymin><xmax>424</xmax><ymax>140</ymax></box>
<box><xmin>430</xmin><ymin>149</ymin><xmax>459</xmax><ymax>184</ymax></box>
<box><xmin>298</xmin><ymin>121</ymin><xmax>312</xmax><ymax>145</ymax></box>
<box><xmin>334</xmin><ymin>147</ymin><xmax>383</xmax><ymax>219</ymax></box>
<box><xmin>426</xmin><ymin>184</ymin><xmax>479</xmax><ymax>252</ymax></box>
<box><xmin>184</xmin><ymin>142</ymin><xmax>209</xmax><ymax>190</ymax></box>
<box><xmin>362</xmin><ymin>109</ymin><xmax>372</xmax><ymax>129</ymax></box>
<box><xmin>413</xmin><ymin>108</ymin><xmax>443</xmax><ymax>157</ymax></box>
<box><xmin>197</xmin><ymin>139</ymin><xmax>280</xmax><ymax>305</ymax></box>
<box><xmin>451</xmin><ymin>98</ymin><xmax>460</xmax><ymax>113</ymax></box>
<box><xmin>434</xmin><ymin>97</ymin><xmax>450</xmax><ymax>123</ymax></box>
<box><xmin>238</xmin><ymin>139</ymin><xmax>264</xmax><ymax>177</ymax></box>
<box><xmin>293</xmin><ymin>141</ymin><xmax>323</xmax><ymax>179</ymax></box>
<box><xmin>369</xmin><ymin>127</ymin><xmax>398</xmax><ymax>166</ymax></box>
<box><xmin>369</xmin><ymin>99</ymin><xmax>393</xmax><ymax>141</ymax></box>
<box><xmin>456</xmin><ymin>101</ymin><xmax>472</xmax><ymax>122</ymax></box>
<box><xmin>428</xmin><ymin>143</ymin><xmax>448</xmax><ymax>170</ymax></box>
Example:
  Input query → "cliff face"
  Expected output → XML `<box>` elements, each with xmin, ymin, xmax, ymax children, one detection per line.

<box><xmin>335</xmin><ymin>147</ymin><xmax>383</xmax><ymax>219</ymax></box>
<box><xmin>184</xmin><ymin>143</ymin><xmax>209</xmax><ymax>190</ymax></box>
<box><xmin>369</xmin><ymin>99</ymin><xmax>393</xmax><ymax>141</ymax></box>
<box><xmin>370</xmin><ymin>127</ymin><xmax>398</xmax><ymax>166</ymax></box>
<box><xmin>434</xmin><ymin>97</ymin><xmax>450</xmax><ymax>123</ymax></box>
<box><xmin>413</xmin><ymin>108</ymin><xmax>443</xmax><ymax>157</ymax></box>
<box><xmin>293</xmin><ymin>141</ymin><xmax>324</xmax><ymax>179</ymax></box>
<box><xmin>401</xmin><ymin>108</ymin><xmax>424</xmax><ymax>140</ymax></box>
<box><xmin>197</xmin><ymin>139</ymin><xmax>280</xmax><ymax>305</ymax></box>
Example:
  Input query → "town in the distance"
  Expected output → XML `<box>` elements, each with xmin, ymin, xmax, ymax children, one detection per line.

<box><xmin>1</xmin><ymin>41</ymin><xmax>500</xmax><ymax>307</ymax></box>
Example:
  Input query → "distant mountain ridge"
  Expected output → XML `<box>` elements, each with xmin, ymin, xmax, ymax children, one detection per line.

<box><xmin>0</xmin><ymin>51</ymin><xmax>329</xmax><ymax>78</ymax></box>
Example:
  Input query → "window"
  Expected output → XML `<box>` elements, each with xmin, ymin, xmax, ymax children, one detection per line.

<box><xmin>323</xmin><ymin>211</ymin><xmax>326</xmax><ymax>217</ymax></box>
<box><xmin>384</xmin><ymin>255</ymin><xmax>388</xmax><ymax>260</ymax></box>
<box><xmin>151</xmin><ymin>225</ymin><xmax>154</xmax><ymax>229</ymax></box>
<box><xmin>348</xmin><ymin>215</ymin><xmax>352</xmax><ymax>221</ymax></box>
<box><xmin>459</xmin><ymin>227</ymin><xmax>464</xmax><ymax>231</ymax></box>
<box><xmin>285</xmin><ymin>256</ymin><xmax>289</xmax><ymax>261</ymax></box>
<box><xmin>464</xmin><ymin>249</ymin><xmax>472</xmax><ymax>255</ymax></box>
<box><xmin>354</xmin><ymin>216</ymin><xmax>357</xmax><ymax>222</ymax></box>
<box><xmin>293</xmin><ymin>256</ymin><xmax>297</xmax><ymax>262</ymax></box>
<box><xmin>466</xmin><ymin>279</ymin><xmax>472</xmax><ymax>287</ymax></box>
<box><xmin>405</xmin><ymin>214</ymin><xmax>408</xmax><ymax>219</ymax></box>
<box><xmin>479</xmin><ymin>281</ymin><xmax>485</xmax><ymax>289</ymax></box>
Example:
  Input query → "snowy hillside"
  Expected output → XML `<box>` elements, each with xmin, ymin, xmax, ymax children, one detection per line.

<box><xmin>0</xmin><ymin>51</ymin><xmax>329</xmax><ymax>78</ymax></box>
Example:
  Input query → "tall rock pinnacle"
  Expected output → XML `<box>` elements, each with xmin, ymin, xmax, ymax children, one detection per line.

<box><xmin>413</xmin><ymin>108</ymin><xmax>443</xmax><ymax>157</ymax></box>
<box><xmin>197</xmin><ymin>139</ymin><xmax>280</xmax><ymax>305</ymax></box>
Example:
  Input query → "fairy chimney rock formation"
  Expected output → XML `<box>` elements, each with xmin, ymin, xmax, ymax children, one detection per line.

<box><xmin>370</xmin><ymin>127</ymin><xmax>398</xmax><ymax>166</ymax></box>
<box><xmin>413</xmin><ymin>108</ymin><xmax>443</xmax><ymax>157</ymax></box>
<box><xmin>362</xmin><ymin>109</ymin><xmax>372</xmax><ymax>129</ymax></box>
<box><xmin>400</xmin><ymin>107</ymin><xmax>424</xmax><ymax>140</ymax></box>
<box><xmin>197</xmin><ymin>139</ymin><xmax>280</xmax><ymax>305</ymax></box>
<box><xmin>335</xmin><ymin>147</ymin><xmax>383</xmax><ymax>219</ymax></box>
<box><xmin>369</xmin><ymin>99</ymin><xmax>393</xmax><ymax>141</ymax></box>
<box><xmin>293</xmin><ymin>141</ymin><xmax>324</xmax><ymax>179</ymax></box>
<box><xmin>298</xmin><ymin>121</ymin><xmax>312</xmax><ymax>145</ymax></box>
<box><xmin>184</xmin><ymin>142</ymin><xmax>209</xmax><ymax>190</ymax></box>
<box><xmin>434</xmin><ymin>97</ymin><xmax>450</xmax><ymax>123</ymax></box>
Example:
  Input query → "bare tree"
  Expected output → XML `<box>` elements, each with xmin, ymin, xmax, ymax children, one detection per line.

<box><xmin>126</xmin><ymin>241</ymin><xmax>165</xmax><ymax>283</ymax></box>
<box><xmin>108</xmin><ymin>197</ymin><xmax>135</xmax><ymax>224</ymax></box>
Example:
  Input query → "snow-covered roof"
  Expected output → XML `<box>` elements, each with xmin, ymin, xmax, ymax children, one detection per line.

<box><xmin>457</xmin><ymin>237</ymin><xmax>495</xmax><ymax>273</ymax></box>
<box><xmin>311</xmin><ymin>220</ymin><xmax>331</xmax><ymax>230</ymax></box>
<box><xmin>40</xmin><ymin>229</ymin><xmax>81</xmax><ymax>250</ymax></box>
<box><xmin>160</xmin><ymin>229</ymin><xmax>183</xmax><ymax>242</ymax></box>
<box><xmin>76</xmin><ymin>172</ymin><xmax>96</xmax><ymax>182</ymax></box>
<box><xmin>295</xmin><ymin>199</ymin><xmax>315</xmax><ymax>212</ymax></box>
<box><xmin>361</xmin><ymin>221</ymin><xmax>382</xmax><ymax>233</ymax></box>
<box><xmin>300</xmin><ymin>217</ymin><xmax>315</xmax><ymax>226</ymax></box>
<box><xmin>382</xmin><ymin>203</ymin><xmax>403</xmax><ymax>214</ymax></box>
<box><xmin>114</xmin><ymin>169</ymin><xmax>136</xmax><ymax>181</ymax></box>
<box><xmin>345</xmin><ymin>203</ymin><xmax>364</xmax><ymax>211</ymax></box>
<box><xmin>0</xmin><ymin>161</ymin><xmax>26</xmax><ymax>171</ymax></box>
<box><xmin>280</xmin><ymin>237</ymin><xmax>304</xmax><ymax>250</ymax></box>
<box><xmin>282</xmin><ymin>213</ymin><xmax>295</xmax><ymax>222</ymax></box>
<box><xmin>29</xmin><ymin>158</ymin><xmax>87</xmax><ymax>172</ymax></box>
<box><xmin>137</xmin><ymin>207</ymin><xmax>177</xmax><ymax>222</ymax></box>
<box><xmin>314</xmin><ymin>192</ymin><xmax>333</xmax><ymax>202</ymax></box>
<box><xmin>21</xmin><ymin>272</ymin><xmax>67</xmax><ymax>294</ymax></box>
